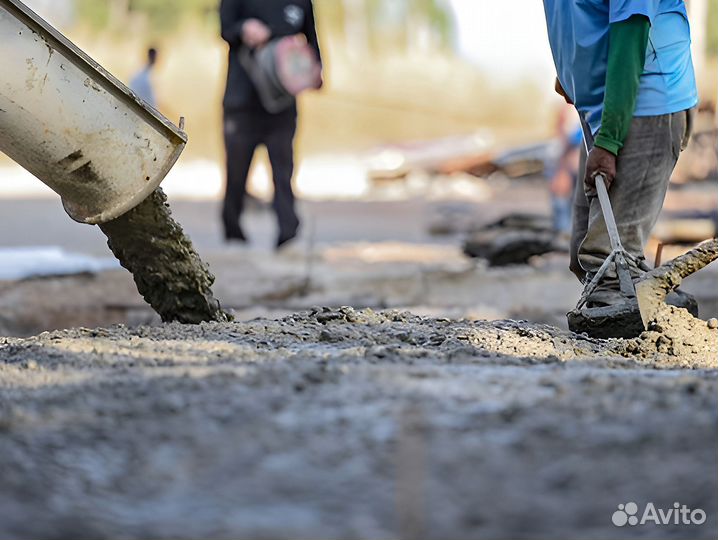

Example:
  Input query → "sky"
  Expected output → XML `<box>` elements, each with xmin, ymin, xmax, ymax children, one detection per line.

<box><xmin>449</xmin><ymin>0</ymin><xmax>557</xmax><ymax>85</ymax></box>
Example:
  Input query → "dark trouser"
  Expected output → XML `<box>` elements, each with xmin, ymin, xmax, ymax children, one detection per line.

<box><xmin>222</xmin><ymin>108</ymin><xmax>299</xmax><ymax>241</ymax></box>
<box><xmin>570</xmin><ymin>110</ymin><xmax>692</xmax><ymax>286</ymax></box>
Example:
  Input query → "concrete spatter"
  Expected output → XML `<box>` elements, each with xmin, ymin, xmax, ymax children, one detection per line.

<box><xmin>99</xmin><ymin>188</ymin><xmax>230</xmax><ymax>324</ymax></box>
<box><xmin>635</xmin><ymin>239</ymin><xmax>718</xmax><ymax>327</ymax></box>
<box><xmin>0</xmin><ymin>308</ymin><xmax>716</xmax><ymax>539</ymax></box>
<box><xmin>569</xmin><ymin>240</ymin><xmax>718</xmax><ymax>340</ymax></box>
<box><xmin>617</xmin><ymin>304</ymin><xmax>718</xmax><ymax>365</ymax></box>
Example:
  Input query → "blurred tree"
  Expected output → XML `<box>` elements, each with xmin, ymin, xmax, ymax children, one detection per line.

<box><xmin>366</xmin><ymin>0</ymin><xmax>454</xmax><ymax>51</ymax></box>
<box><xmin>74</xmin><ymin>0</ymin><xmax>455</xmax><ymax>48</ymax></box>
<box><xmin>128</xmin><ymin>0</ymin><xmax>216</xmax><ymax>31</ymax></box>
<box><xmin>74</xmin><ymin>0</ymin><xmax>217</xmax><ymax>33</ymax></box>
<box><xmin>708</xmin><ymin>0</ymin><xmax>718</xmax><ymax>56</ymax></box>
<box><xmin>412</xmin><ymin>0</ymin><xmax>454</xmax><ymax>46</ymax></box>
<box><xmin>75</xmin><ymin>0</ymin><xmax>111</xmax><ymax>28</ymax></box>
<box><xmin>319</xmin><ymin>0</ymin><xmax>454</xmax><ymax>55</ymax></box>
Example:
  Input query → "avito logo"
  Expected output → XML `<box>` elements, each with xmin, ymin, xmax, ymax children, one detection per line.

<box><xmin>612</xmin><ymin>502</ymin><xmax>706</xmax><ymax>527</ymax></box>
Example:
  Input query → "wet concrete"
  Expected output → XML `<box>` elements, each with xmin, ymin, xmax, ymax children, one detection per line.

<box><xmin>619</xmin><ymin>303</ymin><xmax>718</xmax><ymax>365</ymax></box>
<box><xmin>636</xmin><ymin>238</ymin><xmax>718</xmax><ymax>326</ymax></box>
<box><xmin>99</xmin><ymin>189</ymin><xmax>230</xmax><ymax>324</ymax></box>
<box><xmin>0</xmin><ymin>308</ymin><xmax>715</xmax><ymax>539</ymax></box>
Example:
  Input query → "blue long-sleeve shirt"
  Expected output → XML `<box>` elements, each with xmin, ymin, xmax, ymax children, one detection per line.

<box><xmin>129</xmin><ymin>66</ymin><xmax>156</xmax><ymax>109</ymax></box>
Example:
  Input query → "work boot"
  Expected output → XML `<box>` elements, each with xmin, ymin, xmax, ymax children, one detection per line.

<box><xmin>276</xmin><ymin>218</ymin><xmax>300</xmax><ymax>251</ymax></box>
<box><xmin>584</xmin><ymin>287</ymin><xmax>625</xmax><ymax>308</ymax></box>
<box><xmin>583</xmin><ymin>283</ymin><xmax>698</xmax><ymax>316</ymax></box>
<box><xmin>570</xmin><ymin>279</ymin><xmax>641</xmax><ymax>338</ymax></box>
<box><xmin>579</xmin><ymin>268</ymin><xmax>636</xmax><ymax>309</ymax></box>
<box><xmin>581</xmin><ymin>274</ymin><xmax>628</xmax><ymax>308</ymax></box>
<box><xmin>224</xmin><ymin>227</ymin><xmax>248</xmax><ymax>244</ymax></box>
<box><xmin>276</xmin><ymin>230</ymin><xmax>298</xmax><ymax>251</ymax></box>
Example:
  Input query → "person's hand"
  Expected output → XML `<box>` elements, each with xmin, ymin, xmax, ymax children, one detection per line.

<box><xmin>550</xmin><ymin>168</ymin><xmax>573</xmax><ymax>198</ymax></box>
<box><xmin>584</xmin><ymin>146</ymin><xmax>617</xmax><ymax>197</ymax></box>
<box><xmin>242</xmin><ymin>19</ymin><xmax>271</xmax><ymax>48</ymax></box>
<box><xmin>554</xmin><ymin>77</ymin><xmax>573</xmax><ymax>105</ymax></box>
<box><xmin>315</xmin><ymin>71</ymin><xmax>324</xmax><ymax>90</ymax></box>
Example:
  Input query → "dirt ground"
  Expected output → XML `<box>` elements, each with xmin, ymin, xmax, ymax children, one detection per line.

<box><xmin>1</xmin><ymin>181</ymin><xmax>717</xmax><ymax>539</ymax></box>
<box><xmin>0</xmin><ymin>308</ymin><xmax>716</xmax><ymax>539</ymax></box>
<box><xmin>2</xmin><ymin>239</ymin><xmax>716</xmax><ymax>338</ymax></box>
<box><xmin>1</xmin><ymin>179</ymin><xmax>716</xmax><ymax>337</ymax></box>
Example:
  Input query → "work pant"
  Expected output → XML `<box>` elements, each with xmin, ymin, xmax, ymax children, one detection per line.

<box><xmin>570</xmin><ymin>111</ymin><xmax>692</xmax><ymax>284</ymax></box>
<box><xmin>222</xmin><ymin>108</ymin><xmax>299</xmax><ymax>240</ymax></box>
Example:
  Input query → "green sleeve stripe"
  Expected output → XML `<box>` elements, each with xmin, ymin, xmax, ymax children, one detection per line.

<box><xmin>595</xmin><ymin>15</ymin><xmax>650</xmax><ymax>156</ymax></box>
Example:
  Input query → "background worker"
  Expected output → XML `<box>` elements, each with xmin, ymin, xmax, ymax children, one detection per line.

<box><xmin>548</xmin><ymin>105</ymin><xmax>582</xmax><ymax>235</ymax></box>
<box><xmin>219</xmin><ymin>0</ymin><xmax>322</xmax><ymax>249</ymax></box>
<box><xmin>542</xmin><ymin>0</ymin><xmax>698</xmax><ymax>310</ymax></box>
<box><xmin>129</xmin><ymin>47</ymin><xmax>159</xmax><ymax>109</ymax></box>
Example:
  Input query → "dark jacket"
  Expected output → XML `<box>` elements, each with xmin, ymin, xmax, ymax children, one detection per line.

<box><xmin>220</xmin><ymin>0</ymin><xmax>322</xmax><ymax>113</ymax></box>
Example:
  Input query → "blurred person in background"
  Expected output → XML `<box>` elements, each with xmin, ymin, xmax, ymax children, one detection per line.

<box><xmin>542</xmin><ymin>0</ymin><xmax>698</xmax><ymax>310</ymax></box>
<box><xmin>548</xmin><ymin>105</ymin><xmax>582</xmax><ymax>235</ymax></box>
<box><xmin>220</xmin><ymin>0</ymin><xmax>322</xmax><ymax>249</ymax></box>
<box><xmin>129</xmin><ymin>47</ymin><xmax>158</xmax><ymax>109</ymax></box>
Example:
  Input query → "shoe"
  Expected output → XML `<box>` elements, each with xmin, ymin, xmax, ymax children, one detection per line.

<box><xmin>581</xmin><ymin>283</ymin><xmax>698</xmax><ymax>316</ymax></box>
<box><xmin>276</xmin><ymin>220</ymin><xmax>300</xmax><ymax>251</ymax></box>
<box><xmin>276</xmin><ymin>230</ymin><xmax>298</xmax><ymax>250</ymax></box>
<box><xmin>567</xmin><ymin>300</ymin><xmax>644</xmax><ymax>339</ymax></box>
<box><xmin>224</xmin><ymin>228</ymin><xmax>248</xmax><ymax>244</ymax></box>
<box><xmin>584</xmin><ymin>287</ymin><xmax>626</xmax><ymax>308</ymax></box>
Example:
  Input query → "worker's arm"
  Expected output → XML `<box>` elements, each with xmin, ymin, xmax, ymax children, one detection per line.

<box><xmin>219</xmin><ymin>0</ymin><xmax>247</xmax><ymax>45</ymax></box>
<box><xmin>585</xmin><ymin>14</ymin><xmax>650</xmax><ymax>194</ymax></box>
<box><xmin>595</xmin><ymin>15</ymin><xmax>650</xmax><ymax>155</ymax></box>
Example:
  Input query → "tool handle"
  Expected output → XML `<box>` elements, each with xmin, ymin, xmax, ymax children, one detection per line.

<box><xmin>595</xmin><ymin>174</ymin><xmax>624</xmax><ymax>253</ymax></box>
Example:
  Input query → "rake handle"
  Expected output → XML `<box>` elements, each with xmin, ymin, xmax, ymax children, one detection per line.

<box><xmin>595</xmin><ymin>175</ymin><xmax>623</xmax><ymax>253</ymax></box>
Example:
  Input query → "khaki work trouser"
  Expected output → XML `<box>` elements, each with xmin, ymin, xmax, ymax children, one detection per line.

<box><xmin>570</xmin><ymin>110</ymin><xmax>693</xmax><ymax>285</ymax></box>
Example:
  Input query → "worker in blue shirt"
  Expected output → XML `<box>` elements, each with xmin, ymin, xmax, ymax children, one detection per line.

<box><xmin>129</xmin><ymin>48</ymin><xmax>158</xmax><ymax>109</ymax></box>
<box><xmin>542</xmin><ymin>0</ymin><xmax>698</xmax><ymax>321</ymax></box>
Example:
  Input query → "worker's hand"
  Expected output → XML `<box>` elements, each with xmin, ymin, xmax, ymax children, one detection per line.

<box><xmin>242</xmin><ymin>19</ymin><xmax>271</xmax><ymax>48</ymax></box>
<box><xmin>554</xmin><ymin>77</ymin><xmax>573</xmax><ymax>105</ymax></box>
<box><xmin>584</xmin><ymin>146</ymin><xmax>617</xmax><ymax>197</ymax></box>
